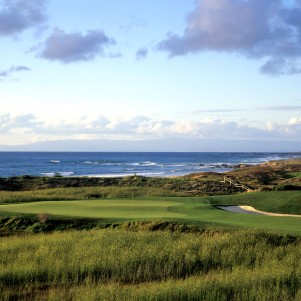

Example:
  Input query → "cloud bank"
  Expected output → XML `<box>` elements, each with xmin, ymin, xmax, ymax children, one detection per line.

<box><xmin>1</xmin><ymin>114</ymin><xmax>301</xmax><ymax>145</ymax></box>
<box><xmin>40</xmin><ymin>28</ymin><xmax>115</xmax><ymax>63</ymax></box>
<box><xmin>0</xmin><ymin>0</ymin><xmax>46</xmax><ymax>36</ymax></box>
<box><xmin>159</xmin><ymin>0</ymin><xmax>301</xmax><ymax>75</ymax></box>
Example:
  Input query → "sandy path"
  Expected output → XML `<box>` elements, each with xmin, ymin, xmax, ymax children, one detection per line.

<box><xmin>217</xmin><ymin>205</ymin><xmax>301</xmax><ymax>217</ymax></box>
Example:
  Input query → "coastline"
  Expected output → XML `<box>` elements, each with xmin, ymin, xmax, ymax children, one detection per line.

<box><xmin>0</xmin><ymin>151</ymin><xmax>300</xmax><ymax>178</ymax></box>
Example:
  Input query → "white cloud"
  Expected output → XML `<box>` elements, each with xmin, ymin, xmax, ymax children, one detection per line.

<box><xmin>288</xmin><ymin>117</ymin><xmax>301</xmax><ymax>125</ymax></box>
<box><xmin>136</xmin><ymin>119</ymin><xmax>172</xmax><ymax>135</ymax></box>
<box><xmin>0</xmin><ymin>113</ymin><xmax>38</xmax><ymax>133</ymax></box>
<box><xmin>264</xmin><ymin>118</ymin><xmax>301</xmax><ymax>137</ymax></box>
<box><xmin>169</xmin><ymin>120</ymin><xmax>200</xmax><ymax>135</ymax></box>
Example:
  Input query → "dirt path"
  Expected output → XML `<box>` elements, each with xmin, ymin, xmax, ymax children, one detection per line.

<box><xmin>217</xmin><ymin>205</ymin><xmax>301</xmax><ymax>217</ymax></box>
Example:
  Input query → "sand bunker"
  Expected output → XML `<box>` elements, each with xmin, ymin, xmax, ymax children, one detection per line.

<box><xmin>217</xmin><ymin>205</ymin><xmax>301</xmax><ymax>217</ymax></box>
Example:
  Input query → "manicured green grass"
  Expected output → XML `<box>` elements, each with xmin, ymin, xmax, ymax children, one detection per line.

<box><xmin>285</xmin><ymin>172</ymin><xmax>301</xmax><ymax>178</ymax></box>
<box><xmin>207</xmin><ymin>191</ymin><xmax>301</xmax><ymax>214</ymax></box>
<box><xmin>0</xmin><ymin>198</ymin><xmax>186</xmax><ymax>219</ymax></box>
<box><xmin>1</xmin><ymin>191</ymin><xmax>301</xmax><ymax>234</ymax></box>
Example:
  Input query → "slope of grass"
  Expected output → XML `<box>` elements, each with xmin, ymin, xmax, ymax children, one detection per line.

<box><xmin>207</xmin><ymin>191</ymin><xmax>301</xmax><ymax>214</ymax></box>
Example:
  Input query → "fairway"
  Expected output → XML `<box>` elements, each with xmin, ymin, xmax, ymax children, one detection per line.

<box><xmin>1</xmin><ymin>194</ymin><xmax>301</xmax><ymax>234</ymax></box>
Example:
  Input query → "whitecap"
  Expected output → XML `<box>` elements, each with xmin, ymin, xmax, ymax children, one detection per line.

<box><xmin>81</xmin><ymin>173</ymin><xmax>130</xmax><ymax>178</ymax></box>
<box><xmin>138</xmin><ymin>172</ymin><xmax>165</xmax><ymax>176</ymax></box>
<box><xmin>59</xmin><ymin>172</ymin><xmax>74</xmax><ymax>176</ymax></box>
<box><xmin>139</xmin><ymin>161</ymin><xmax>158</xmax><ymax>166</ymax></box>
<box><xmin>41</xmin><ymin>172</ymin><xmax>55</xmax><ymax>177</ymax></box>
<box><xmin>41</xmin><ymin>171</ymin><xmax>74</xmax><ymax>177</ymax></box>
<box><xmin>50</xmin><ymin>160</ymin><xmax>60</xmax><ymax>164</ymax></box>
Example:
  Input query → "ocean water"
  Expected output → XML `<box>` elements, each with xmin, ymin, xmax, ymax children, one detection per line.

<box><xmin>0</xmin><ymin>152</ymin><xmax>300</xmax><ymax>178</ymax></box>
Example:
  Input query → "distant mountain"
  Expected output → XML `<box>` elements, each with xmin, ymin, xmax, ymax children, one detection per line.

<box><xmin>0</xmin><ymin>138</ymin><xmax>300</xmax><ymax>152</ymax></box>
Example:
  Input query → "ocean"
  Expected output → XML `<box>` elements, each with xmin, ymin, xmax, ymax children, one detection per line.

<box><xmin>0</xmin><ymin>152</ymin><xmax>300</xmax><ymax>178</ymax></box>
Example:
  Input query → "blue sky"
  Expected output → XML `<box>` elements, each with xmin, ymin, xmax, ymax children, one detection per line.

<box><xmin>1</xmin><ymin>0</ymin><xmax>301</xmax><ymax>148</ymax></box>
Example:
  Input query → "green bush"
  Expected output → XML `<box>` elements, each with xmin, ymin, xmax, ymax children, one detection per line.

<box><xmin>273</xmin><ymin>184</ymin><xmax>300</xmax><ymax>191</ymax></box>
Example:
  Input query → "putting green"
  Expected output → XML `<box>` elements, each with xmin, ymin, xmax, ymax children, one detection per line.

<box><xmin>0</xmin><ymin>199</ymin><xmax>187</xmax><ymax>219</ymax></box>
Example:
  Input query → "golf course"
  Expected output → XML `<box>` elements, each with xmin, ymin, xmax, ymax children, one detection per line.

<box><xmin>1</xmin><ymin>158</ymin><xmax>301</xmax><ymax>300</ymax></box>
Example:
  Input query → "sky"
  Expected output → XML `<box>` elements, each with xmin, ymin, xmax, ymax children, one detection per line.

<box><xmin>1</xmin><ymin>0</ymin><xmax>301</xmax><ymax>149</ymax></box>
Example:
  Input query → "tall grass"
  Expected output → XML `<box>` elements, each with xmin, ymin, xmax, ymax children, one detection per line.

<box><xmin>1</xmin><ymin>229</ymin><xmax>300</xmax><ymax>300</ymax></box>
<box><xmin>0</xmin><ymin>186</ymin><xmax>183</xmax><ymax>205</ymax></box>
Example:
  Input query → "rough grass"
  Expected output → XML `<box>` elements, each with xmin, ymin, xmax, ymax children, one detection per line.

<box><xmin>0</xmin><ymin>186</ymin><xmax>183</xmax><ymax>205</ymax></box>
<box><xmin>1</xmin><ymin>229</ymin><xmax>300</xmax><ymax>300</ymax></box>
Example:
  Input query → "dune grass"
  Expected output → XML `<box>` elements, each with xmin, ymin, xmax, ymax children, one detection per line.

<box><xmin>0</xmin><ymin>186</ymin><xmax>183</xmax><ymax>205</ymax></box>
<box><xmin>1</xmin><ymin>229</ymin><xmax>300</xmax><ymax>300</ymax></box>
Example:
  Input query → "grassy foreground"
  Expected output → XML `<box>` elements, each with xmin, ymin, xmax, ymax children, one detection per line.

<box><xmin>1</xmin><ymin>229</ymin><xmax>301</xmax><ymax>301</ymax></box>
